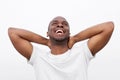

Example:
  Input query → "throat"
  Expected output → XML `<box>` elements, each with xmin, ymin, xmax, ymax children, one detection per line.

<box><xmin>50</xmin><ymin>45</ymin><xmax>69</xmax><ymax>55</ymax></box>
<box><xmin>49</xmin><ymin>38</ymin><xmax>69</xmax><ymax>55</ymax></box>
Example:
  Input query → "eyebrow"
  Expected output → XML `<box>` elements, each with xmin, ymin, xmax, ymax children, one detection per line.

<box><xmin>51</xmin><ymin>20</ymin><xmax>58</xmax><ymax>23</ymax></box>
<box><xmin>51</xmin><ymin>20</ymin><xmax>68</xmax><ymax>23</ymax></box>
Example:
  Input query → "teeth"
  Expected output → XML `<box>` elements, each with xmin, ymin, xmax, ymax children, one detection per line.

<box><xmin>56</xmin><ymin>30</ymin><xmax>63</xmax><ymax>33</ymax></box>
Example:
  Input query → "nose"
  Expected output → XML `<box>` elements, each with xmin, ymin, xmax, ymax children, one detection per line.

<box><xmin>57</xmin><ymin>23</ymin><xmax>63</xmax><ymax>28</ymax></box>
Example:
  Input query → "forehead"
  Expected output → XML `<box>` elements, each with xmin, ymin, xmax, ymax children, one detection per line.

<box><xmin>51</xmin><ymin>16</ymin><xmax>67</xmax><ymax>23</ymax></box>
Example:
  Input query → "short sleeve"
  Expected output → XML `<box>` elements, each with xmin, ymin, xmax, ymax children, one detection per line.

<box><xmin>82</xmin><ymin>41</ymin><xmax>94</xmax><ymax>62</ymax></box>
<box><xmin>28</xmin><ymin>45</ymin><xmax>40</xmax><ymax>65</ymax></box>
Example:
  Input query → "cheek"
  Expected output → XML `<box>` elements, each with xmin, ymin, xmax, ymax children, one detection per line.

<box><xmin>47</xmin><ymin>30</ymin><xmax>54</xmax><ymax>37</ymax></box>
<box><xmin>67</xmin><ymin>30</ymin><xmax>70</xmax><ymax>36</ymax></box>
<box><xmin>66</xmin><ymin>29</ymin><xmax>70</xmax><ymax>33</ymax></box>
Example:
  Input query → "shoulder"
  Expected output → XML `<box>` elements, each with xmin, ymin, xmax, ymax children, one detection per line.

<box><xmin>28</xmin><ymin>44</ymin><xmax>49</xmax><ymax>65</ymax></box>
<box><xmin>32</xmin><ymin>44</ymin><xmax>49</xmax><ymax>56</ymax></box>
<box><xmin>70</xmin><ymin>41</ymin><xmax>93</xmax><ymax>58</ymax></box>
<box><xmin>71</xmin><ymin>41</ymin><xmax>87</xmax><ymax>50</ymax></box>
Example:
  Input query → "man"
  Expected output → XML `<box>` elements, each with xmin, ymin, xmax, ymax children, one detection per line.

<box><xmin>8</xmin><ymin>16</ymin><xmax>114</xmax><ymax>80</ymax></box>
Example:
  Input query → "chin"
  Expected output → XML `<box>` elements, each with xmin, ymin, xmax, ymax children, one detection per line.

<box><xmin>55</xmin><ymin>37</ymin><xmax>69</xmax><ymax>42</ymax></box>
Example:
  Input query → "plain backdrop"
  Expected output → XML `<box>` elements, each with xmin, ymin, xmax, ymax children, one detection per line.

<box><xmin>0</xmin><ymin>0</ymin><xmax>120</xmax><ymax>80</ymax></box>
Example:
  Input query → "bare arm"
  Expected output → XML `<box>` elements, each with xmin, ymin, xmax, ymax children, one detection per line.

<box><xmin>68</xmin><ymin>21</ymin><xmax>114</xmax><ymax>56</ymax></box>
<box><xmin>8</xmin><ymin>27</ymin><xmax>49</xmax><ymax>60</ymax></box>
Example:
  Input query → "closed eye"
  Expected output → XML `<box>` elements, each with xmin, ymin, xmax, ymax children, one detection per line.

<box><xmin>51</xmin><ymin>20</ymin><xmax>58</xmax><ymax>26</ymax></box>
<box><xmin>62</xmin><ymin>21</ymin><xmax>69</xmax><ymax>26</ymax></box>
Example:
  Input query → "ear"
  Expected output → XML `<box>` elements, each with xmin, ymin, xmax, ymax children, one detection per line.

<box><xmin>69</xmin><ymin>33</ymin><xmax>71</xmax><ymax>36</ymax></box>
<box><xmin>47</xmin><ymin>32</ymin><xmax>49</xmax><ymax>37</ymax></box>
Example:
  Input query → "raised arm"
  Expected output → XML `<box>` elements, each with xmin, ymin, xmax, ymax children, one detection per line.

<box><xmin>68</xmin><ymin>21</ymin><xmax>114</xmax><ymax>56</ymax></box>
<box><xmin>8</xmin><ymin>27</ymin><xmax>49</xmax><ymax>60</ymax></box>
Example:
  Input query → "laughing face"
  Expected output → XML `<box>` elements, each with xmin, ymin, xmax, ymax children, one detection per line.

<box><xmin>47</xmin><ymin>16</ymin><xmax>70</xmax><ymax>42</ymax></box>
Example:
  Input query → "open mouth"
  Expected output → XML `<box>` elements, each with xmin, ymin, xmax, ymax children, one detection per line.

<box><xmin>55</xmin><ymin>30</ymin><xmax>64</xmax><ymax>35</ymax></box>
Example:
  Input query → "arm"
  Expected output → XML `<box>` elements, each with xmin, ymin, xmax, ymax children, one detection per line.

<box><xmin>8</xmin><ymin>27</ymin><xmax>49</xmax><ymax>60</ymax></box>
<box><xmin>68</xmin><ymin>21</ymin><xmax>114</xmax><ymax>56</ymax></box>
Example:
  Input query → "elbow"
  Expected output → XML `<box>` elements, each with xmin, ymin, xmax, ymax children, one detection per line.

<box><xmin>105</xmin><ymin>21</ymin><xmax>114</xmax><ymax>33</ymax></box>
<box><xmin>8</xmin><ymin>27</ymin><xmax>16</xmax><ymax>36</ymax></box>
<box><xmin>108</xmin><ymin>21</ymin><xmax>114</xmax><ymax>31</ymax></box>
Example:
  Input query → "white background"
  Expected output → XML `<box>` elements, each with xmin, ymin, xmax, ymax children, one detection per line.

<box><xmin>0</xmin><ymin>0</ymin><xmax>120</xmax><ymax>80</ymax></box>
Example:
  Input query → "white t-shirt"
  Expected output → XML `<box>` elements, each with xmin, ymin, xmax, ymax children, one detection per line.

<box><xmin>28</xmin><ymin>42</ymin><xmax>94</xmax><ymax>80</ymax></box>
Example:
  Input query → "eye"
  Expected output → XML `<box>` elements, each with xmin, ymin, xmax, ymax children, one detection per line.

<box><xmin>51</xmin><ymin>21</ymin><xmax>58</xmax><ymax>26</ymax></box>
<box><xmin>62</xmin><ymin>22</ymin><xmax>68</xmax><ymax>26</ymax></box>
<box><xmin>52</xmin><ymin>22</ymin><xmax>57</xmax><ymax>25</ymax></box>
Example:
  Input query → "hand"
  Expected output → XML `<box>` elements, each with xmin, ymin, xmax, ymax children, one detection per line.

<box><xmin>68</xmin><ymin>37</ymin><xmax>76</xmax><ymax>49</ymax></box>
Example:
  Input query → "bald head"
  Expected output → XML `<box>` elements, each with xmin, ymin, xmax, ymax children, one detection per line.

<box><xmin>47</xmin><ymin>16</ymin><xmax>70</xmax><ymax>42</ymax></box>
<box><xmin>52</xmin><ymin>16</ymin><xmax>67</xmax><ymax>22</ymax></box>
<box><xmin>48</xmin><ymin>16</ymin><xmax>69</xmax><ymax>30</ymax></box>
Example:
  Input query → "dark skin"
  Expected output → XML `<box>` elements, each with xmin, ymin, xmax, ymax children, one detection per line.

<box><xmin>8</xmin><ymin>16</ymin><xmax>114</xmax><ymax>60</ymax></box>
<box><xmin>47</xmin><ymin>16</ymin><xmax>70</xmax><ymax>54</ymax></box>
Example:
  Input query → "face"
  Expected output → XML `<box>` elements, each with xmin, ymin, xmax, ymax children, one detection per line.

<box><xmin>47</xmin><ymin>16</ymin><xmax>70</xmax><ymax>42</ymax></box>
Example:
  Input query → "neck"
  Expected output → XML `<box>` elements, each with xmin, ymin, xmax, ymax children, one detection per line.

<box><xmin>49</xmin><ymin>40</ymin><xmax>69</xmax><ymax>55</ymax></box>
